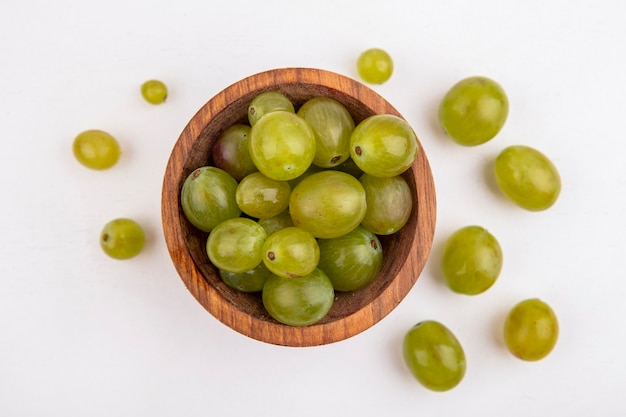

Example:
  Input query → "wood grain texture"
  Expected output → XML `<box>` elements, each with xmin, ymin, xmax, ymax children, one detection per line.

<box><xmin>161</xmin><ymin>68</ymin><xmax>436</xmax><ymax>347</ymax></box>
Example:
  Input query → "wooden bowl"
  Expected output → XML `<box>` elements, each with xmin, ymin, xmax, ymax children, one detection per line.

<box><xmin>161</xmin><ymin>67</ymin><xmax>436</xmax><ymax>347</ymax></box>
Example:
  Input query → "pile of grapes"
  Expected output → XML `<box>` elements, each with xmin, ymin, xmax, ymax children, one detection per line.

<box><xmin>181</xmin><ymin>91</ymin><xmax>418</xmax><ymax>327</ymax></box>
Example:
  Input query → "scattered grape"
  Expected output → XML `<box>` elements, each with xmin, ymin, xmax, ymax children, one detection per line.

<box><xmin>356</xmin><ymin>48</ymin><xmax>393</xmax><ymax>84</ymax></box>
<box><xmin>403</xmin><ymin>320</ymin><xmax>466</xmax><ymax>392</ymax></box>
<box><xmin>141</xmin><ymin>79</ymin><xmax>168</xmax><ymax>105</ymax></box>
<box><xmin>494</xmin><ymin>145</ymin><xmax>561</xmax><ymax>211</ymax></box>
<box><xmin>441</xmin><ymin>225</ymin><xmax>503</xmax><ymax>295</ymax></box>
<box><xmin>100</xmin><ymin>218</ymin><xmax>145</xmax><ymax>260</ymax></box>
<box><xmin>438</xmin><ymin>76</ymin><xmax>508</xmax><ymax>146</ymax></box>
<box><xmin>72</xmin><ymin>129</ymin><xmax>120</xmax><ymax>170</ymax></box>
<box><xmin>504</xmin><ymin>298</ymin><xmax>559</xmax><ymax>361</ymax></box>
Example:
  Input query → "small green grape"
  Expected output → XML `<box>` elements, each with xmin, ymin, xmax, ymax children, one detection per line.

<box><xmin>438</xmin><ymin>76</ymin><xmax>508</xmax><ymax>146</ymax></box>
<box><xmin>504</xmin><ymin>298</ymin><xmax>559</xmax><ymax>361</ymax></box>
<box><xmin>141</xmin><ymin>79</ymin><xmax>168</xmax><ymax>104</ymax></box>
<box><xmin>248</xmin><ymin>91</ymin><xmax>295</xmax><ymax>125</ymax></box>
<box><xmin>219</xmin><ymin>262</ymin><xmax>271</xmax><ymax>293</ymax></box>
<box><xmin>180</xmin><ymin>166</ymin><xmax>241</xmax><ymax>233</ymax></box>
<box><xmin>317</xmin><ymin>226</ymin><xmax>383</xmax><ymax>292</ymax></box>
<box><xmin>403</xmin><ymin>320</ymin><xmax>466</xmax><ymax>392</ymax></box>
<box><xmin>356</xmin><ymin>48</ymin><xmax>393</xmax><ymax>84</ymax></box>
<box><xmin>206</xmin><ymin>217</ymin><xmax>267</xmax><ymax>274</ymax></box>
<box><xmin>72</xmin><ymin>129</ymin><xmax>121</xmax><ymax>170</ymax></box>
<box><xmin>494</xmin><ymin>145</ymin><xmax>561</xmax><ymax>211</ymax></box>
<box><xmin>289</xmin><ymin>170</ymin><xmax>367</xmax><ymax>239</ymax></box>
<box><xmin>212</xmin><ymin>124</ymin><xmax>257</xmax><ymax>181</ymax></box>
<box><xmin>248</xmin><ymin>110</ymin><xmax>316</xmax><ymax>181</ymax></box>
<box><xmin>100</xmin><ymin>218</ymin><xmax>145</xmax><ymax>260</ymax></box>
<box><xmin>359</xmin><ymin>173</ymin><xmax>412</xmax><ymax>235</ymax></box>
<box><xmin>262</xmin><ymin>268</ymin><xmax>334</xmax><ymax>326</ymax></box>
<box><xmin>262</xmin><ymin>227</ymin><xmax>319</xmax><ymax>279</ymax></box>
<box><xmin>235</xmin><ymin>172</ymin><xmax>291</xmax><ymax>219</ymax></box>
<box><xmin>350</xmin><ymin>114</ymin><xmax>418</xmax><ymax>178</ymax></box>
<box><xmin>441</xmin><ymin>225</ymin><xmax>503</xmax><ymax>295</ymax></box>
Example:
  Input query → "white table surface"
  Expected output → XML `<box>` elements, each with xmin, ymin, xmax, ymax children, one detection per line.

<box><xmin>2</xmin><ymin>0</ymin><xmax>624</xmax><ymax>415</ymax></box>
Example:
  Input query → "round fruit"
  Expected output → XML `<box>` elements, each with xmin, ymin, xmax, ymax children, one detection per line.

<box><xmin>441</xmin><ymin>225</ymin><xmax>503</xmax><ymax>295</ymax></box>
<box><xmin>206</xmin><ymin>218</ymin><xmax>267</xmax><ymax>274</ymax></box>
<box><xmin>403</xmin><ymin>320</ymin><xmax>466</xmax><ymax>392</ymax></box>
<box><xmin>360</xmin><ymin>173</ymin><xmax>412</xmax><ymax>235</ymax></box>
<box><xmin>180</xmin><ymin>166</ymin><xmax>241</xmax><ymax>232</ymax></box>
<box><xmin>504</xmin><ymin>298</ymin><xmax>559</xmax><ymax>361</ymax></box>
<box><xmin>140</xmin><ymin>79</ymin><xmax>168</xmax><ymax>104</ymax></box>
<box><xmin>262</xmin><ymin>268</ymin><xmax>334</xmax><ymax>326</ymax></box>
<box><xmin>100</xmin><ymin>218</ymin><xmax>145</xmax><ymax>260</ymax></box>
<box><xmin>350</xmin><ymin>114</ymin><xmax>418</xmax><ymax>178</ymax></box>
<box><xmin>438</xmin><ymin>76</ymin><xmax>508</xmax><ymax>146</ymax></box>
<box><xmin>219</xmin><ymin>262</ymin><xmax>272</xmax><ymax>293</ymax></box>
<box><xmin>494</xmin><ymin>145</ymin><xmax>561</xmax><ymax>211</ymax></box>
<box><xmin>289</xmin><ymin>170</ymin><xmax>367</xmax><ymax>239</ymax></box>
<box><xmin>317</xmin><ymin>226</ymin><xmax>383</xmax><ymax>291</ymax></box>
<box><xmin>72</xmin><ymin>129</ymin><xmax>121</xmax><ymax>170</ymax></box>
<box><xmin>248</xmin><ymin>91</ymin><xmax>295</xmax><ymax>125</ymax></box>
<box><xmin>249</xmin><ymin>110</ymin><xmax>316</xmax><ymax>181</ymax></box>
<box><xmin>235</xmin><ymin>172</ymin><xmax>291</xmax><ymax>219</ymax></box>
<box><xmin>356</xmin><ymin>48</ymin><xmax>393</xmax><ymax>84</ymax></box>
<box><xmin>262</xmin><ymin>227</ymin><xmax>319</xmax><ymax>279</ymax></box>
<box><xmin>212</xmin><ymin>124</ymin><xmax>257</xmax><ymax>181</ymax></box>
<box><xmin>297</xmin><ymin>97</ymin><xmax>355</xmax><ymax>168</ymax></box>
<box><xmin>257</xmin><ymin>211</ymin><xmax>295</xmax><ymax>235</ymax></box>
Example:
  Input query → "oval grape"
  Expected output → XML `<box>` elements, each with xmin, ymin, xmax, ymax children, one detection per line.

<box><xmin>206</xmin><ymin>217</ymin><xmax>267</xmax><ymax>274</ymax></box>
<box><xmin>438</xmin><ymin>76</ymin><xmax>508</xmax><ymax>146</ymax></box>
<box><xmin>504</xmin><ymin>298</ymin><xmax>559</xmax><ymax>361</ymax></box>
<box><xmin>441</xmin><ymin>225</ymin><xmax>503</xmax><ymax>295</ymax></box>
<box><xmin>403</xmin><ymin>320</ymin><xmax>466</xmax><ymax>392</ymax></box>
<box><xmin>356</xmin><ymin>48</ymin><xmax>393</xmax><ymax>84</ymax></box>
<box><xmin>72</xmin><ymin>129</ymin><xmax>121</xmax><ymax>170</ymax></box>
<box><xmin>494</xmin><ymin>145</ymin><xmax>561</xmax><ymax>211</ymax></box>
<box><xmin>100</xmin><ymin>218</ymin><xmax>145</xmax><ymax>260</ymax></box>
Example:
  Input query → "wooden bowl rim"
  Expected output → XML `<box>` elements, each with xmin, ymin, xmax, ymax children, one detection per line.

<box><xmin>161</xmin><ymin>67</ymin><xmax>436</xmax><ymax>347</ymax></box>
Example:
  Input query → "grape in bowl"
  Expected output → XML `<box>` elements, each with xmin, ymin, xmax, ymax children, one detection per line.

<box><xmin>161</xmin><ymin>68</ymin><xmax>436</xmax><ymax>347</ymax></box>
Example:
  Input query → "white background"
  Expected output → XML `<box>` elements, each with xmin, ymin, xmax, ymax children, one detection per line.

<box><xmin>1</xmin><ymin>0</ymin><xmax>624</xmax><ymax>415</ymax></box>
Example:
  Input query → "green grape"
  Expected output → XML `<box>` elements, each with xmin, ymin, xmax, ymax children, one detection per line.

<box><xmin>72</xmin><ymin>129</ymin><xmax>121</xmax><ymax>170</ymax></box>
<box><xmin>494</xmin><ymin>145</ymin><xmax>561</xmax><ymax>211</ymax></box>
<box><xmin>334</xmin><ymin>157</ymin><xmax>364</xmax><ymax>178</ymax></box>
<box><xmin>257</xmin><ymin>210</ymin><xmax>295</xmax><ymax>235</ymax></box>
<box><xmin>141</xmin><ymin>79</ymin><xmax>168</xmax><ymax>104</ymax></box>
<box><xmin>262</xmin><ymin>227</ymin><xmax>319</xmax><ymax>278</ymax></box>
<box><xmin>248</xmin><ymin>91</ymin><xmax>295</xmax><ymax>125</ymax></box>
<box><xmin>441</xmin><ymin>225</ymin><xmax>503</xmax><ymax>295</ymax></box>
<box><xmin>289</xmin><ymin>170</ymin><xmax>367</xmax><ymax>239</ymax></box>
<box><xmin>356</xmin><ymin>48</ymin><xmax>393</xmax><ymax>84</ymax></box>
<box><xmin>212</xmin><ymin>124</ymin><xmax>257</xmax><ymax>181</ymax></box>
<box><xmin>350</xmin><ymin>114</ymin><xmax>418</xmax><ymax>178</ymax></box>
<box><xmin>235</xmin><ymin>172</ymin><xmax>291</xmax><ymax>219</ymax></box>
<box><xmin>403</xmin><ymin>320</ymin><xmax>466</xmax><ymax>392</ymax></box>
<box><xmin>180</xmin><ymin>166</ymin><xmax>241</xmax><ymax>232</ymax></box>
<box><xmin>206</xmin><ymin>218</ymin><xmax>267</xmax><ymax>274</ymax></box>
<box><xmin>297</xmin><ymin>97</ymin><xmax>355</xmax><ymax>168</ymax></box>
<box><xmin>438</xmin><ymin>76</ymin><xmax>508</xmax><ymax>146</ymax></box>
<box><xmin>100</xmin><ymin>218</ymin><xmax>145</xmax><ymax>260</ymax></box>
<box><xmin>249</xmin><ymin>110</ymin><xmax>316</xmax><ymax>181</ymax></box>
<box><xmin>219</xmin><ymin>262</ymin><xmax>271</xmax><ymax>293</ymax></box>
<box><xmin>504</xmin><ymin>298</ymin><xmax>559</xmax><ymax>361</ymax></box>
<box><xmin>262</xmin><ymin>268</ymin><xmax>334</xmax><ymax>326</ymax></box>
<box><xmin>359</xmin><ymin>173</ymin><xmax>412</xmax><ymax>235</ymax></box>
<box><xmin>317</xmin><ymin>226</ymin><xmax>383</xmax><ymax>292</ymax></box>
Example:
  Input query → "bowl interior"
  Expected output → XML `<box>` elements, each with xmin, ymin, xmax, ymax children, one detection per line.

<box><xmin>162</xmin><ymin>68</ymin><xmax>436</xmax><ymax>346</ymax></box>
